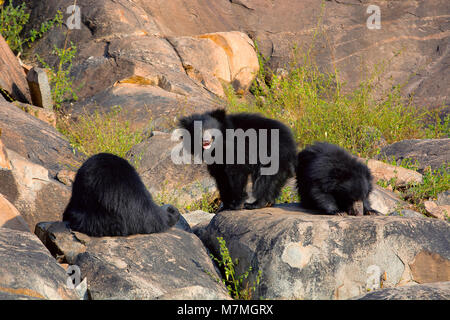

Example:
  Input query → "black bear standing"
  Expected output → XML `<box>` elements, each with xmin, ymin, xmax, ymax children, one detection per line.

<box><xmin>63</xmin><ymin>153</ymin><xmax>180</xmax><ymax>237</ymax></box>
<box><xmin>179</xmin><ymin>109</ymin><xmax>297</xmax><ymax>211</ymax></box>
<box><xmin>296</xmin><ymin>142</ymin><xmax>381</xmax><ymax>216</ymax></box>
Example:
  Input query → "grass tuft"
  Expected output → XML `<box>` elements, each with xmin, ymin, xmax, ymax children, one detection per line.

<box><xmin>57</xmin><ymin>106</ymin><xmax>151</xmax><ymax>165</ymax></box>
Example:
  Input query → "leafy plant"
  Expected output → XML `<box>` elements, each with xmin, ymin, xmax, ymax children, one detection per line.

<box><xmin>0</xmin><ymin>1</ymin><xmax>62</xmax><ymax>53</ymax></box>
<box><xmin>403</xmin><ymin>164</ymin><xmax>450</xmax><ymax>210</ymax></box>
<box><xmin>57</xmin><ymin>106</ymin><xmax>151</xmax><ymax>163</ymax></box>
<box><xmin>225</xmin><ymin>41</ymin><xmax>448</xmax><ymax>158</ymax></box>
<box><xmin>36</xmin><ymin>42</ymin><xmax>78</xmax><ymax>110</ymax></box>
<box><xmin>376</xmin><ymin>157</ymin><xmax>449</xmax><ymax>215</ymax></box>
<box><xmin>275</xmin><ymin>186</ymin><xmax>300</xmax><ymax>204</ymax></box>
<box><xmin>210</xmin><ymin>236</ymin><xmax>262</xmax><ymax>300</ymax></box>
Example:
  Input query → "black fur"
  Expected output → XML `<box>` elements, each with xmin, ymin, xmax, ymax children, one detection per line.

<box><xmin>179</xmin><ymin>109</ymin><xmax>297</xmax><ymax>211</ymax></box>
<box><xmin>63</xmin><ymin>153</ymin><xmax>180</xmax><ymax>236</ymax></box>
<box><xmin>296</xmin><ymin>142</ymin><xmax>379</xmax><ymax>215</ymax></box>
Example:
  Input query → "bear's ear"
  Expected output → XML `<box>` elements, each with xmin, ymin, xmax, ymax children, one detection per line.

<box><xmin>208</xmin><ymin>109</ymin><xmax>227</xmax><ymax>122</ymax></box>
<box><xmin>178</xmin><ymin>116</ymin><xmax>193</xmax><ymax>130</ymax></box>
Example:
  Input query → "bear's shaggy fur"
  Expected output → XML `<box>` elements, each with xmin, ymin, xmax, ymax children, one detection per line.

<box><xmin>296</xmin><ymin>142</ymin><xmax>380</xmax><ymax>215</ymax></box>
<box><xmin>179</xmin><ymin>109</ymin><xmax>297</xmax><ymax>211</ymax></box>
<box><xmin>63</xmin><ymin>153</ymin><xmax>180</xmax><ymax>236</ymax></box>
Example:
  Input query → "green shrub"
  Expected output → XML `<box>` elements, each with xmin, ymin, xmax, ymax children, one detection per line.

<box><xmin>225</xmin><ymin>46</ymin><xmax>448</xmax><ymax>158</ymax></box>
<box><xmin>36</xmin><ymin>42</ymin><xmax>78</xmax><ymax>110</ymax></box>
<box><xmin>57</xmin><ymin>106</ymin><xmax>151</xmax><ymax>163</ymax></box>
<box><xmin>209</xmin><ymin>237</ymin><xmax>262</xmax><ymax>300</ymax></box>
<box><xmin>377</xmin><ymin>157</ymin><xmax>449</xmax><ymax>215</ymax></box>
<box><xmin>0</xmin><ymin>1</ymin><xmax>62</xmax><ymax>53</ymax></box>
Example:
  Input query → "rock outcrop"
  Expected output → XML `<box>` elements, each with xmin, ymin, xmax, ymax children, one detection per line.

<box><xmin>0</xmin><ymin>227</ymin><xmax>79</xmax><ymax>300</ymax></box>
<box><xmin>0</xmin><ymin>147</ymin><xmax>71</xmax><ymax>231</ymax></box>
<box><xmin>355</xmin><ymin>281</ymin><xmax>450</xmax><ymax>300</ymax></box>
<box><xmin>20</xmin><ymin>0</ymin><xmax>448</xmax><ymax>133</ymax></box>
<box><xmin>202</xmin><ymin>204</ymin><xmax>450</xmax><ymax>300</ymax></box>
<box><xmin>377</xmin><ymin>139</ymin><xmax>450</xmax><ymax>173</ymax></box>
<box><xmin>0</xmin><ymin>100</ymin><xmax>81</xmax><ymax>177</ymax></box>
<box><xmin>35</xmin><ymin>221</ymin><xmax>231</xmax><ymax>300</ymax></box>
<box><xmin>0</xmin><ymin>35</ymin><xmax>31</xmax><ymax>103</ymax></box>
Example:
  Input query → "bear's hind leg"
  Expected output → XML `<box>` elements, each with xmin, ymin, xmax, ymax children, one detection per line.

<box><xmin>245</xmin><ymin>170</ymin><xmax>289</xmax><ymax>210</ymax></box>
<box><xmin>223</xmin><ymin>168</ymin><xmax>249</xmax><ymax>210</ymax></box>
<box><xmin>308</xmin><ymin>186</ymin><xmax>343</xmax><ymax>215</ymax></box>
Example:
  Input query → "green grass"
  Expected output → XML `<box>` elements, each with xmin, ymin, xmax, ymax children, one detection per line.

<box><xmin>57</xmin><ymin>106</ymin><xmax>151</xmax><ymax>165</ymax></box>
<box><xmin>376</xmin><ymin>157</ymin><xmax>449</xmax><ymax>216</ymax></box>
<box><xmin>275</xmin><ymin>186</ymin><xmax>300</xmax><ymax>204</ymax></box>
<box><xmin>225</xmin><ymin>46</ymin><xmax>448</xmax><ymax>158</ymax></box>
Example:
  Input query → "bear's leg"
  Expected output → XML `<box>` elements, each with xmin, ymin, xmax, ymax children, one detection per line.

<box><xmin>160</xmin><ymin>204</ymin><xmax>181</xmax><ymax>226</ymax></box>
<box><xmin>223</xmin><ymin>167</ymin><xmax>248</xmax><ymax>210</ymax></box>
<box><xmin>245</xmin><ymin>170</ymin><xmax>288</xmax><ymax>209</ymax></box>
<box><xmin>363</xmin><ymin>198</ymin><xmax>382</xmax><ymax>216</ymax></box>
<box><xmin>308</xmin><ymin>186</ymin><xmax>343</xmax><ymax>215</ymax></box>
<box><xmin>208</xmin><ymin>165</ymin><xmax>236</xmax><ymax>211</ymax></box>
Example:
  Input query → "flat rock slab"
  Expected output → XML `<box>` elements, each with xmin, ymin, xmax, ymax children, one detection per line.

<box><xmin>0</xmin><ymin>149</ymin><xmax>71</xmax><ymax>231</ymax></box>
<box><xmin>0</xmin><ymin>100</ymin><xmax>81</xmax><ymax>177</ymax></box>
<box><xmin>0</xmin><ymin>227</ymin><xmax>79</xmax><ymax>300</ymax></box>
<box><xmin>0</xmin><ymin>35</ymin><xmax>31</xmax><ymax>103</ymax></box>
<box><xmin>377</xmin><ymin>139</ymin><xmax>450</xmax><ymax>173</ymax></box>
<box><xmin>202</xmin><ymin>204</ymin><xmax>450</xmax><ymax>300</ymax></box>
<box><xmin>35</xmin><ymin>222</ymin><xmax>230</xmax><ymax>300</ymax></box>
<box><xmin>355</xmin><ymin>281</ymin><xmax>450</xmax><ymax>300</ymax></box>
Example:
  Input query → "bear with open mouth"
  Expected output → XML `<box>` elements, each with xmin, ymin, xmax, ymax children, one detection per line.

<box><xmin>178</xmin><ymin>109</ymin><xmax>298</xmax><ymax>211</ymax></box>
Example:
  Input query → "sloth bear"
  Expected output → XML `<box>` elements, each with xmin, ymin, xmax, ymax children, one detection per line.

<box><xmin>296</xmin><ymin>142</ymin><xmax>381</xmax><ymax>216</ymax></box>
<box><xmin>178</xmin><ymin>109</ymin><xmax>297</xmax><ymax>211</ymax></box>
<box><xmin>63</xmin><ymin>153</ymin><xmax>180</xmax><ymax>237</ymax></box>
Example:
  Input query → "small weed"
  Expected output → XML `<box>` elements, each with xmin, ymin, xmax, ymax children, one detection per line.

<box><xmin>275</xmin><ymin>186</ymin><xmax>300</xmax><ymax>204</ymax></box>
<box><xmin>210</xmin><ymin>237</ymin><xmax>262</xmax><ymax>300</ymax></box>
<box><xmin>36</xmin><ymin>42</ymin><xmax>78</xmax><ymax>110</ymax></box>
<box><xmin>57</xmin><ymin>106</ymin><xmax>151</xmax><ymax>163</ymax></box>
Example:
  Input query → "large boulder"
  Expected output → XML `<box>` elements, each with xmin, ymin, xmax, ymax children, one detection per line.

<box><xmin>368</xmin><ymin>184</ymin><xmax>411</xmax><ymax>216</ymax></box>
<box><xmin>68</xmin><ymin>35</ymin><xmax>220</xmax><ymax>131</ymax></box>
<box><xmin>20</xmin><ymin>1</ymin><xmax>450</xmax><ymax>110</ymax></box>
<box><xmin>0</xmin><ymin>227</ymin><xmax>79</xmax><ymax>300</ymax></box>
<box><xmin>355</xmin><ymin>281</ymin><xmax>450</xmax><ymax>300</ymax></box>
<box><xmin>168</xmin><ymin>31</ymin><xmax>259</xmax><ymax>96</ymax></box>
<box><xmin>202</xmin><ymin>204</ymin><xmax>450</xmax><ymax>300</ymax></box>
<box><xmin>0</xmin><ymin>147</ymin><xmax>71</xmax><ymax>231</ymax></box>
<box><xmin>0</xmin><ymin>193</ymin><xmax>29</xmax><ymax>232</ymax></box>
<box><xmin>0</xmin><ymin>100</ymin><xmax>81</xmax><ymax>177</ymax></box>
<box><xmin>0</xmin><ymin>35</ymin><xmax>31</xmax><ymax>103</ymax></box>
<box><xmin>376</xmin><ymin>139</ymin><xmax>450</xmax><ymax>173</ymax></box>
<box><xmin>365</xmin><ymin>159</ymin><xmax>423</xmax><ymax>187</ymax></box>
<box><xmin>19</xmin><ymin>1</ymin><xmax>222</xmax><ymax>131</ymax></box>
<box><xmin>35</xmin><ymin>221</ymin><xmax>231</xmax><ymax>300</ymax></box>
<box><xmin>129</xmin><ymin>132</ymin><xmax>217</xmax><ymax>208</ymax></box>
